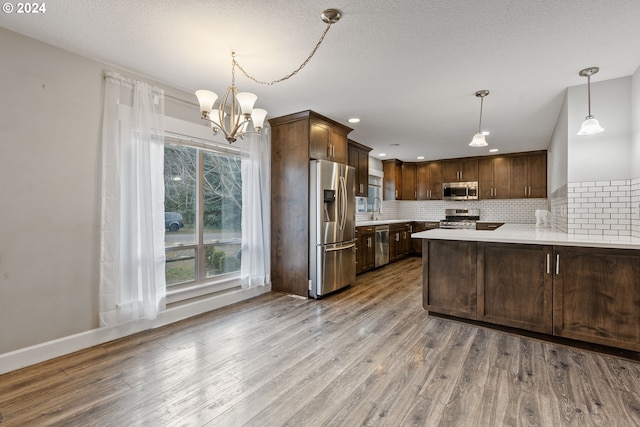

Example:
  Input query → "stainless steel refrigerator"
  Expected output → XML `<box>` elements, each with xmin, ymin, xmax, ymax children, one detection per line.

<box><xmin>309</xmin><ymin>160</ymin><xmax>356</xmax><ymax>298</ymax></box>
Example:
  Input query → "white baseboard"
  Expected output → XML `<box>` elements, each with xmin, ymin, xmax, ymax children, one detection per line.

<box><xmin>0</xmin><ymin>284</ymin><xmax>270</xmax><ymax>375</ymax></box>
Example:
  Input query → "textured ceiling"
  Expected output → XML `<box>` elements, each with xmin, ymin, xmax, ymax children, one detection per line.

<box><xmin>3</xmin><ymin>0</ymin><xmax>640</xmax><ymax>161</ymax></box>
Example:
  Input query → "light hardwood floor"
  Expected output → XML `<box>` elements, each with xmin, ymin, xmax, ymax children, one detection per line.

<box><xmin>1</xmin><ymin>257</ymin><xmax>640</xmax><ymax>426</ymax></box>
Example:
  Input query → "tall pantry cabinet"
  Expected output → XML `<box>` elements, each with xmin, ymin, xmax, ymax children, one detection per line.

<box><xmin>269</xmin><ymin>110</ymin><xmax>353</xmax><ymax>297</ymax></box>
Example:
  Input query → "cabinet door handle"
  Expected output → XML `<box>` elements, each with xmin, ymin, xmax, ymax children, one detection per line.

<box><xmin>415</xmin><ymin>191</ymin><xmax>417</xmax><ymax>199</ymax></box>
<box><xmin>546</xmin><ymin>253</ymin><xmax>550</xmax><ymax>274</ymax></box>
<box><xmin>395</xmin><ymin>190</ymin><xmax>398</xmax><ymax>198</ymax></box>
<box><xmin>555</xmin><ymin>254</ymin><xmax>560</xmax><ymax>275</ymax></box>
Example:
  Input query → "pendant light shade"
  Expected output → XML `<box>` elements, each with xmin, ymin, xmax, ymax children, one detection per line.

<box><xmin>577</xmin><ymin>67</ymin><xmax>604</xmax><ymax>136</ymax></box>
<box><xmin>469</xmin><ymin>90</ymin><xmax>489</xmax><ymax>147</ymax></box>
<box><xmin>469</xmin><ymin>132</ymin><xmax>487</xmax><ymax>147</ymax></box>
<box><xmin>577</xmin><ymin>116</ymin><xmax>604</xmax><ymax>136</ymax></box>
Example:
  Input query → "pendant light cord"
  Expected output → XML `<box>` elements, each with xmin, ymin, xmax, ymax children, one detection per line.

<box><xmin>234</xmin><ymin>21</ymin><xmax>335</xmax><ymax>86</ymax></box>
<box><xmin>587</xmin><ymin>74</ymin><xmax>592</xmax><ymax>117</ymax></box>
<box><xmin>478</xmin><ymin>96</ymin><xmax>484</xmax><ymax>133</ymax></box>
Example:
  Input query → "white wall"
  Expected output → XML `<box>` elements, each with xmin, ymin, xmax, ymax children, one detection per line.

<box><xmin>632</xmin><ymin>66</ymin><xmax>640</xmax><ymax>177</ymax></box>
<box><xmin>0</xmin><ymin>28</ymin><xmax>267</xmax><ymax>372</ymax></box>
<box><xmin>567</xmin><ymin>76</ymin><xmax>632</xmax><ymax>182</ymax></box>
<box><xmin>548</xmin><ymin>91</ymin><xmax>569</xmax><ymax>194</ymax></box>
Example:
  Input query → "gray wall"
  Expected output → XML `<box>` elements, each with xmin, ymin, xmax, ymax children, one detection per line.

<box><xmin>0</xmin><ymin>28</ymin><xmax>199</xmax><ymax>354</ymax></box>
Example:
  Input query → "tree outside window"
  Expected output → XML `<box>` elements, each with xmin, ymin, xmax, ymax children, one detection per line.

<box><xmin>164</xmin><ymin>143</ymin><xmax>242</xmax><ymax>287</ymax></box>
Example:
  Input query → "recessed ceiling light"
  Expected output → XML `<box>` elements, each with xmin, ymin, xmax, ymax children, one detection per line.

<box><xmin>379</xmin><ymin>153</ymin><xmax>387</xmax><ymax>157</ymax></box>
<box><xmin>417</xmin><ymin>156</ymin><xmax>425</xmax><ymax>160</ymax></box>
<box><xmin>348</xmin><ymin>118</ymin><xmax>360</xmax><ymax>123</ymax></box>
<box><xmin>489</xmin><ymin>148</ymin><xmax>499</xmax><ymax>152</ymax></box>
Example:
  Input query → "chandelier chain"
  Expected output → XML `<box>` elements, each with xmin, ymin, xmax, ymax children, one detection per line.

<box><xmin>234</xmin><ymin>22</ymin><xmax>334</xmax><ymax>86</ymax></box>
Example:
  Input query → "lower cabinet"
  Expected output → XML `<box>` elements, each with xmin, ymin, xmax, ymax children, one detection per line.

<box><xmin>390</xmin><ymin>223</ymin><xmax>412</xmax><ymax>262</ymax></box>
<box><xmin>423</xmin><ymin>240</ymin><xmax>477</xmax><ymax>320</ymax></box>
<box><xmin>411</xmin><ymin>221</ymin><xmax>440</xmax><ymax>254</ymax></box>
<box><xmin>423</xmin><ymin>240</ymin><xmax>640</xmax><ymax>352</ymax></box>
<box><xmin>553</xmin><ymin>246</ymin><xmax>640</xmax><ymax>351</ymax></box>
<box><xmin>355</xmin><ymin>226</ymin><xmax>375</xmax><ymax>274</ymax></box>
<box><xmin>478</xmin><ymin>243</ymin><xmax>553</xmax><ymax>334</ymax></box>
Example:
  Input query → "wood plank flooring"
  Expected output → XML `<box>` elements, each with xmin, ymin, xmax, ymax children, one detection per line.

<box><xmin>1</xmin><ymin>257</ymin><xmax>640</xmax><ymax>426</ymax></box>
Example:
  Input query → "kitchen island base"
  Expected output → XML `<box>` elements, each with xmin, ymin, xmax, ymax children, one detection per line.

<box><xmin>422</xmin><ymin>239</ymin><xmax>640</xmax><ymax>353</ymax></box>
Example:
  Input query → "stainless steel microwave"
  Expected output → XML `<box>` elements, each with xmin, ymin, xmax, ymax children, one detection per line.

<box><xmin>442</xmin><ymin>181</ymin><xmax>478</xmax><ymax>200</ymax></box>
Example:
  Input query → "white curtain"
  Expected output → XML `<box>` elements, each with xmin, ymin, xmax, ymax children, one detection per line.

<box><xmin>240</xmin><ymin>126</ymin><xmax>271</xmax><ymax>288</ymax></box>
<box><xmin>99</xmin><ymin>71</ymin><xmax>166</xmax><ymax>326</ymax></box>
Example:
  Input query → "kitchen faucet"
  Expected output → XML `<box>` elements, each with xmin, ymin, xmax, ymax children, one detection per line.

<box><xmin>370</xmin><ymin>197</ymin><xmax>382</xmax><ymax>220</ymax></box>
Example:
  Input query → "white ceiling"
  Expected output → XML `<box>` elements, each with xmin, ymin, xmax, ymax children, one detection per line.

<box><xmin>4</xmin><ymin>0</ymin><xmax>640</xmax><ymax>161</ymax></box>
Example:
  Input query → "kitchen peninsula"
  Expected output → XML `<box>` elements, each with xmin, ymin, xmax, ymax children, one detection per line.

<box><xmin>412</xmin><ymin>224</ymin><xmax>640</xmax><ymax>352</ymax></box>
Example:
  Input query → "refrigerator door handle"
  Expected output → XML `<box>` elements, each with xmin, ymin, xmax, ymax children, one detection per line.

<box><xmin>325</xmin><ymin>242</ymin><xmax>356</xmax><ymax>252</ymax></box>
<box><xmin>338</xmin><ymin>175</ymin><xmax>347</xmax><ymax>230</ymax></box>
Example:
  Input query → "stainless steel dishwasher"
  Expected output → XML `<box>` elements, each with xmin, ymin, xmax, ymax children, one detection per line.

<box><xmin>374</xmin><ymin>224</ymin><xmax>389</xmax><ymax>267</ymax></box>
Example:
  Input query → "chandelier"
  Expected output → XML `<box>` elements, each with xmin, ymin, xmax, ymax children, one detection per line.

<box><xmin>195</xmin><ymin>9</ymin><xmax>342</xmax><ymax>143</ymax></box>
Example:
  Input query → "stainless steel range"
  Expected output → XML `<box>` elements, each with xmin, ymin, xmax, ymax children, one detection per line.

<box><xmin>439</xmin><ymin>208</ymin><xmax>480</xmax><ymax>229</ymax></box>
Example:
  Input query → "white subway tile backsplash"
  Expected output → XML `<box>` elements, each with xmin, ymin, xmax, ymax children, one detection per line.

<box><xmin>384</xmin><ymin>198</ymin><xmax>549</xmax><ymax>224</ymax></box>
<box><xmin>563</xmin><ymin>178</ymin><xmax>634</xmax><ymax>237</ymax></box>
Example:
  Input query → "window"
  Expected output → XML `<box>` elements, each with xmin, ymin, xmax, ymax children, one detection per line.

<box><xmin>164</xmin><ymin>141</ymin><xmax>242</xmax><ymax>300</ymax></box>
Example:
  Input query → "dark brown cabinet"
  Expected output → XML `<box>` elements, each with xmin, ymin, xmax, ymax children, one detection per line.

<box><xmin>401</xmin><ymin>163</ymin><xmax>417</xmax><ymax>200</ymax></box>
<box><xmin>478</xmin><ymin>156</ymin><xmax>511</xmax><ymax>199</ymax></box>
<box><xmin>382</xmin><ymin>159</ymin><xmax>403</xmax><ymax>200</ymax></box>
<box><xmin>269</xmin><ymin>110</ymin><xmax>352</xmax><ymax>297</ymax></box>
<box><xmin>422</xmin><ymin>238</ymin><xmax>640</xmax><ymax>352</ymax></box>
<box><xmin>511</xmin><ymin>152</ymin><xmax>546</xmax><ymax>198</ymax></box>
<box><xmin>411</xmin><ymin>221</ymin><xmax>439</xmax><ymax>254</ymax></box>
<box><xmin>355</xmin><ymin>226</ymin><xmax>375</xmax><ymax>274</ymax></box>
<box><xmin>348</xmin><ymin>140</ymin><xmax>372</xmax><ymax>197</ymax></box>
<box><xmin>442</xmin><ymin>158</ymin><xmax>478</xmax><ymax>182</ymax></box>
<box><xmin>553</xmin><ymin>246</ymin><xmax>640</xmax><ymax>352</ymax></box>
<box><xmin>477</xmin><ymin>243</ymin><xmax>553</xmax><ymax>334</ymax></box>
<box><xmin>389</xmin><ymin>222</ymin><xmax>412</xmax><ymax>262</ymax></box>
<box><xmin>416</xmin><ymin>162</ymin><xmax>442</xmax><ymax>200</ymax></box>
<box><xmin>309</xmin><ymin>116</ymin><xmax>350</xmax><ymax>164</ymax></box>
<box><xmin>422</xmin><ymin>240</ymin><xmax>478</xmax><ymax>320</ymax></box>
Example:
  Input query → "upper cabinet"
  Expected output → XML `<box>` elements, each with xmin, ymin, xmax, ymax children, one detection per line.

<box><xmin>309</xmin><ymin>114</ymin><xmax>352</xmax><ymax>164</ymax></box>
<box><xmin>511</xmin><ymin>151</ymin><xmax>547</xmax><ymax>198</ymax></box>
<box><xmin>416</xmin><ymin>162</ymin><xmax>442</xmax><ymax>200</ymax></box>
<box><xmin>348</xmin><ymin>140</ymin><xmax>372</xmax><ymax>197</ymax></box>
<box><xmin>401</xmin><ymin>162</ymin><xmax>417</xmax><ymax>200</ymax></box>
<box><xmin>383</xmin><ymin>150</ymin><xmax>546</xmax><ymax>202</ymax></box>
<box><xmin>478</xmin><ymin>156</ymin><xmax>511</xmax><ymax>199</ymax></box>
<box><xmin>442</xmin><ymin>158</ymin><xmax>478</xmax><ymax>182</ymax></box>
<box><xmin>382</xmin><ymin>159</ymin><xmax>403</xmax><ymax>200</ymax></box>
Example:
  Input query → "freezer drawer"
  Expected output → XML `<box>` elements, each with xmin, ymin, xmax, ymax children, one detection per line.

<box><xmin>309</xmin><ymin>240</ymin><xmax>356</xmax><ymax>298</ymax></box>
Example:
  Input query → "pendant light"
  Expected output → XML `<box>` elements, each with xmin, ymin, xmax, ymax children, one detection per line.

<box><xmin>469</xmin><ymin>90</ymin><xmax>489</xmax><ymax>147</ymax></box>
<box><xmin>577</xmin><ymin>67</ymin><xmax>604</xmax><ymax>136</ymax></box>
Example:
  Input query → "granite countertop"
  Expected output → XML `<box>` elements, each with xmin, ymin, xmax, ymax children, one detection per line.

<box><xmin>411</xmin><ymin>223</ymin><xmax>640</xmax><ymax>250</ymax></box>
